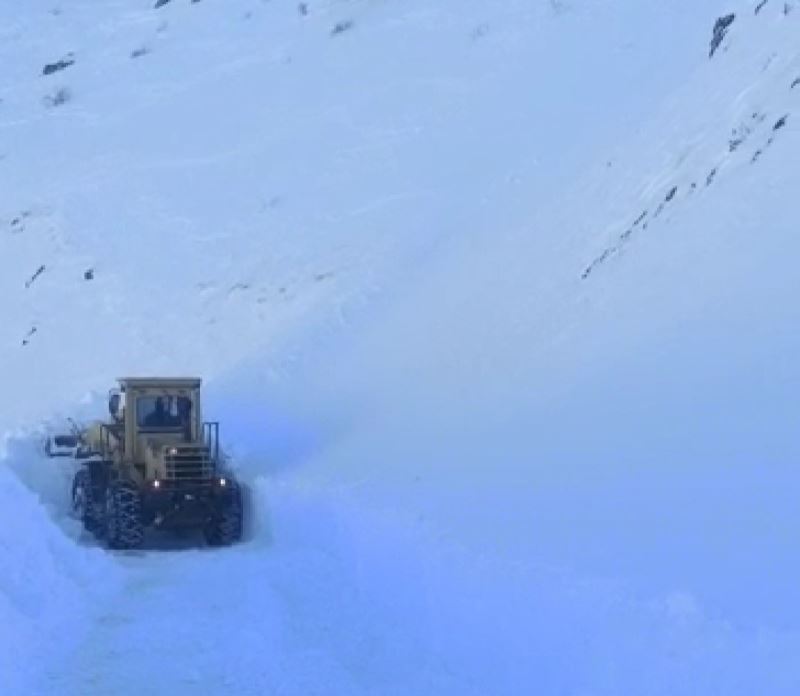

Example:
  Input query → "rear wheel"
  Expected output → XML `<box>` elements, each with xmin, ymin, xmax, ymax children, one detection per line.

<box><xmin>204</xmin><ymin>484</ymin><xmax>243</xmax><ymax>546</ymax></box>
<box><xmin>105</xmin><ymin>480</ymin><xmax>144</xmax><ymax>550</ymax></box>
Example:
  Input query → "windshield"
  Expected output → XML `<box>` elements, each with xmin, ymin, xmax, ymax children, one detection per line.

<box><xmin>137</xmin><ymin>396</ymin><xmax>192</xmax><ymax>429</ymax></box>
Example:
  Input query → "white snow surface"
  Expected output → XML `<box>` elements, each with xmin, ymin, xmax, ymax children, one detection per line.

<box><xmin>2</xmin><ymin>0</ymin><xmax>800</xmax><ymax>693</ymax></box>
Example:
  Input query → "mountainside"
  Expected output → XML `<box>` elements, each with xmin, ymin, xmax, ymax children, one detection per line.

<box><xmin>2</xmin><ymin>1</ymin><xmax>799</xmax><ymax>694</ymax></box>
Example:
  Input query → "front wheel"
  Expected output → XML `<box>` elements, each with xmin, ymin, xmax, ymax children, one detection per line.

<box><xmin>105</xmin><ymin>480</ymin><xmax>144</xmax><ymax>550</ymax></box>
<box><xmin>204</xmin><ymin>484</ymin><xmax>243</xmax><ymax>547</ymax></box>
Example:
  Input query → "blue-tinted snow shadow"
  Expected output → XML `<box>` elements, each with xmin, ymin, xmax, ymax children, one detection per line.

<box><xmin>204</xmin><ymin>360</ymin><xmax>354</xmax><ymax>480</ymax></box>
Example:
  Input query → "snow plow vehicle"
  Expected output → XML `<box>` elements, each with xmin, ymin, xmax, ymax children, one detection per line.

<box><xmin>47</xmin><ymin>377</ymin><xmax>243</xmax><ymax>549</ymax></box>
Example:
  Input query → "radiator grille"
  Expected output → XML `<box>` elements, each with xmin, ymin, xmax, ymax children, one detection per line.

<box><xmin>165</xmin><ymin>446</ymin><xmax>215</xmax><ymax>484</ymax></box>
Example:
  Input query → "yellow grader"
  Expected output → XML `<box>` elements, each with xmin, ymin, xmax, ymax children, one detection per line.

<box><xmin>47</xmin><ymin>377</ymin><xmax>243</xmax><ymax>549</ymax></box>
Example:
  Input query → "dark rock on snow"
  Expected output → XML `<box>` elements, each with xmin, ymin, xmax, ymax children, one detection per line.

<box><xmin>709</xmin><ymin>14</ymin><xmax>736</xmax><ymax>58</ymax></box>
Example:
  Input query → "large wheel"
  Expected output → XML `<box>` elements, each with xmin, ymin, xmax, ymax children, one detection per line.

<box><xmin>204</xmin><ymin>484</ymin><xmax>243</xmax><ymax>547</ymax></box>
<box><xmin>105</xmin><ymin>480</ymin><xmax>144</xmax><ymax>550</ymax></box>
<box><xmin>71</xmin><ymin>468</ymin><xmax>98</xmax><ymax>533</ymax></box>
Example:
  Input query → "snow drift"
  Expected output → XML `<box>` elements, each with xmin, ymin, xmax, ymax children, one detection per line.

<box><xmin>0</xmin><ymin>436</ymin><xmax>120</xmax><ymax>694</ymax></box>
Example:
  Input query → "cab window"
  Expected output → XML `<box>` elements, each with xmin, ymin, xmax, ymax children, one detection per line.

<box><xmin>137</xmin><ymin>396</ymin><xmax>192</xmax><ymax>429</ymax></box>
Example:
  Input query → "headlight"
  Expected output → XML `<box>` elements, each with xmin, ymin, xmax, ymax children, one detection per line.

<box><xmin>218</xmin><ymin>477</ymin><xmax>227</xmax><ymax>487</ymax></box>
<box><xmin>152</xmin><ymin>479</ymin><xmax>161</xmax><ymax>489</ymax></box>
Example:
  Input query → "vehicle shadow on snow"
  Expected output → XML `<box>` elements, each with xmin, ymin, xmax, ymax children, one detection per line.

<box><xmin>126</xmin><ymin>529</ymin><xmax>209</xmax><ymax>553</ymax></box>
<box><xmin>74</xmin><ymin>525</ymin><xmax>240</xmax><ymax>554</ymax></box>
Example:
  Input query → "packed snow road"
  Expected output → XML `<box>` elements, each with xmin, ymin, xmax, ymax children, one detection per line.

<box><xmin>14</xmin><ymin>461</ymin><xmax>471</xmax><ymax>696</ymax></box>
<box><xmin>43</xmin><ymin>540</ymin><xmax>355</xmax><ymax>696</ymax></box>
<box><xmin>47</xmin><ymin>545</ymin><xmax>285</xmax><ymax>696</ymax></box>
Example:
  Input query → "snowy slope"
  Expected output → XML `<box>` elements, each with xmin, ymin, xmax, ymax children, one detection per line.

<box><xmin>0</xmin><ymin>0</ymin><xmax>736</xmax><ymax>428</ymax></box>
<box><xmin>2</xmin><ymin>0</ymin><xmax>800</xmax><ymax>694</ymax></box>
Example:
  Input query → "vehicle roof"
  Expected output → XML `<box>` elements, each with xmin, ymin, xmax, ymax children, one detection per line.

<box><xmin>118</xmin><ymin>377</ymin><xmax>202</xmax><ymax>389</ymax></box>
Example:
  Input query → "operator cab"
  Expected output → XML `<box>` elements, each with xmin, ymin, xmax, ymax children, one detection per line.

<box><xmin>116</xmin><ymin>378</ymin><xmax>203</xmax><ymax>457</ymax></box>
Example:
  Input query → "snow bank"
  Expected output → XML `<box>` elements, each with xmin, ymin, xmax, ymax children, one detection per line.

<box><xmin>0</xmin><ymin>435</ymin><xmax>120</xmax><ymax>696</ymax></box>
<box><xmin>255</xmin><ymin>480</ymin><xmax>800</xmax><ymax>695</ymax></box>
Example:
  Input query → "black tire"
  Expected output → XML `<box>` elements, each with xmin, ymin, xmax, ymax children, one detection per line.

<box><xmin>204</xmin><ymin>485</ymin><xmax>243</xmax><ymax>547</ymax></box>
<box><xmin>105</xmin><ymin>480</ymin><xmax>144</xmax><ymax>550</ymax></box>
<box><xmin>71</xmin><ymin>468</ymin><xmax>98</xmax><ymax>533</ymax></box>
